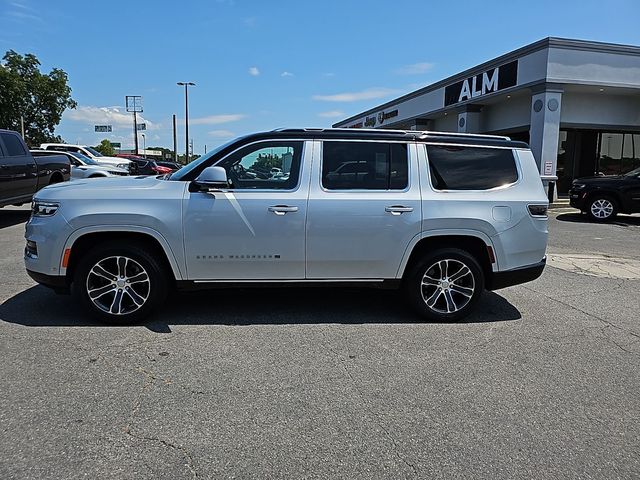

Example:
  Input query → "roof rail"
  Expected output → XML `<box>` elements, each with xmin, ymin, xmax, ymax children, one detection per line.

<box><xmin>418</xmin><ymin>130</ymin><xmax>510</xmax><ymax>140</ymax></box>
<box><xmin>271</xmin><ymin>127</ymin><xmax>509</xmax><ymax>140</ymax></box>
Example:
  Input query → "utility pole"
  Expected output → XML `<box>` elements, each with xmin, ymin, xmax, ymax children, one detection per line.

<box><xmin>172</xmin><ymin>114</ymin><xmax>178</xmax><ymax>162</ymax></box>
<box><xmin>133</xmin><ymin>111</ymin><xmax>139</xmax><ymax>155</ymax></box>
<box><xmin>20</xmin><ymin>115</ymin><xmax>25</xmax><ymax>140</ymax></box>
<box><xmin>177</xmin><ymin>82</ymin><xmax>195</xmax><ymax>163</ymax></box>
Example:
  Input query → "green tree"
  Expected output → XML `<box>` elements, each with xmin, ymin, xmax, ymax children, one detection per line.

<box><xmin>94</xmin><ymin>139</ymin><xmax>116</xmax><ymax>156</ymax></box>
<box><xmin>0</xmin><ymin>50</ymin><xmax>77</xmax><ymax>147</ymax></box>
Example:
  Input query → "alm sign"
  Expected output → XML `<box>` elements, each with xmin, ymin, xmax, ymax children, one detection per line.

<box><xmin>444</xmin><ymin>60</ymin><xmax>518</xmax><ymax>106</ymax></box>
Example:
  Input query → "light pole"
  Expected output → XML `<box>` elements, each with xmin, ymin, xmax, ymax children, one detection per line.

<box><xmin>141</xmin><ymin>133</ymin><xmax>146</xmax><ymax>158</ymax></box>
<box><xmin>177</xmin><ymin>82</ymin><xmax>195</xmax><ymax>162</ymax></box>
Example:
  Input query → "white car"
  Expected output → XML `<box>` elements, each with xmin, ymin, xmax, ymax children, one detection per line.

<box><xmin>39</xmin><ymin>143</ymin><xmax>133</xmax><ymax>173</ymax></box>
<box><xmin>31</xmin><ymin>151</ymin><xmax>129</xmax><ymax>179</ymax></box>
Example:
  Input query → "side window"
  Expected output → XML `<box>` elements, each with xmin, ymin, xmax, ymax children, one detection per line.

<box><xmin>426</xmin><ymin>145</ymin><xmax>518</xmax><ymax>190</ymax></box>
<box><xmin>0</xmin><ymin>133</ymin><xmax>27</xmax><ymax>156</ymax></box>
<box><xmin>218</xmin><ymin>141</ymin><xmax>303</xmax><ymax>190</ymax></box>
<box><xmin>322</xmin><ymin>141</ymin><xmax>408</xmax><ymax>190</ymax></box>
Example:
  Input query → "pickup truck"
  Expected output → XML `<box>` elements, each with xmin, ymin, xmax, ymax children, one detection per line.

<box><xmin>0</xmin><ymin>129</ymin><xmax>70</xmax><ymax>208</ymax></box>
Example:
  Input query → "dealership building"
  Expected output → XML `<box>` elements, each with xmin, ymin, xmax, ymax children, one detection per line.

<box><xmin>334</xmin><ymin>38</ymin><xmax>640</xmax><ymax>197</ymax></box>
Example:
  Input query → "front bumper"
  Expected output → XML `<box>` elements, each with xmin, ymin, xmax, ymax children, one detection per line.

<box><xmin>26</xmin><ymin>269</ymin><xmax>70</xmax><ymax>294</ymax></box>
<box><xmin>568</xmin><ymin>189</ymin><xmax>587</xmax><ymax>209</ymax></box>
<box><xmin>487</xmin><ymin>258</ymin><xmax>546</xmax><ymax>290</ymax></box>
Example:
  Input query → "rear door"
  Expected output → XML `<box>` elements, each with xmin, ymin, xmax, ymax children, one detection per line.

<box><xmin>0</xmin><ymin>131</ymin><xmax>37</xmax><ymax>200</ymax></box>
<box><xmin>306</xmin><ymin>140</ymin><xmax>421</xmax><ymax>279</ymax></box>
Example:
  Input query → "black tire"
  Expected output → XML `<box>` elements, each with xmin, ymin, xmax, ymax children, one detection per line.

<box><xmin>587</xmin><ymin>195</ymin><xmax>617</xmax><ymax>222</ymax></box>
<box><xmin>73</xmin><ymin>241</ymin><xmax>169</xmax><ymax>324</ymax></box>
<box><xmin>404</xmin><ymin>248</ymin><xmax>484</xmax><ymax>322</ymax></box>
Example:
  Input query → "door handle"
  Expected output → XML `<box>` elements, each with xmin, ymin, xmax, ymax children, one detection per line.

<box><xmin>268</xmin><ymin>205</ymin><xmax>299</xmax><ymax>216</ymax></box>
<box><xmin>385</xmin><ymin>205</ymin><xmax>414</xmax><ymax>215</ymax></box>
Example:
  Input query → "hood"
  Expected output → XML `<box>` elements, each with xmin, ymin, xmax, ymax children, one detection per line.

<box><xmin>573</xmin><ymin>175</ymin><xmax>624</xmax><ymax>184</ymax></box>
<box><xmin>34</xmin><ymin>175</ymin><xmax>175</xmax><ymax>201</ymax></box>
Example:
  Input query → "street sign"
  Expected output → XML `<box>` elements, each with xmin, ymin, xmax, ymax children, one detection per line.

<box><xmin>125</xmin><ymin>96</ymin><xmax>143</xmax><ymax>113</ymax></box>
<box><xmin>140</xmin><ymin>149</ymin><xmax>162</xmax><ymax>157</ymax></box>
<box><xmin>111</xmin><ymin>142</ymin><xmax>121</xmax><ymax>148</ymax></box>
<box><xmin>137</xmin><ymin>123</ymin><xmax>146</xmax><ymax>131</ymax></box>
<box><xmin>544</xmin><ymin>161</ymin><xmax>553</xmax><ymax>176</ymax></box>
<box><xmin>95</xmin><ymin>125</ymin><xmax>112</xmax><ymax>132</ymax></box>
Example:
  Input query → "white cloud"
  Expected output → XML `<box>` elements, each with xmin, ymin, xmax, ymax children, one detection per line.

<box><xmin>248</xmin><ymin>66</ymin><xmax>260</xmax><ymax>76</ymax></box>
<box><xmin>65</xmin><ymin>105</ymin><xmax>160</xmax><ymax>130</ymax></box>
<box><xmin>281</xmin><ymin>71</ymin><xmax>294</xmax><ymax>77</ymax></box>
<box><xmin>312</xmin><ymin>87</ymin><xmax>401</xmax><ymax>103</ymax></box>
<box><xmin>187</xmin><ymin>114</ymin><xmax>245</xmax><ymax>125</ymax></box>
<box><xmin>208</xmin><ymin>129</ymin><xmax>234</xmax><ymax>138</ymax></box>
<box><xmin>243</xmin><ymin>17</ymin><xmax>256</xmax><ymax>27</ymax></box>
<box><xmin>322</xmin><ymin>72</ymin><xmax>336</xmax><ymax>77</ymax></box>
<box><xmin>395</xmin><ymin>62</ymin><xmax>434</xmax><ymax>75</ymax></box>
<box><xmin>318</xmin><ymin>110</ymin><xmax>345</xmax><ymax>118</ymax></box>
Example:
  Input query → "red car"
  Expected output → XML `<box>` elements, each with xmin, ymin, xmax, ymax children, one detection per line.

<box><xmin>115</xmin><ymin>154</ymin><xmax>172</xmax><ymax>175</ymax></box>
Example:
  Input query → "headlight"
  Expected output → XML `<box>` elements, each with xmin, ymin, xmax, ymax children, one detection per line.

<box><xmin>116</xmin><ymin>163</ymin><xmax>128</xmax><ymax>169</ymax></box>
<box><xmin>571</xmin><ymin>183</ymin><xmax>586</xmax><ymax>190</ymax></box>
<box><xmin>31</xmin><ymin>200</ymin><xmax>60</xmax><ymax>217</ymax></box>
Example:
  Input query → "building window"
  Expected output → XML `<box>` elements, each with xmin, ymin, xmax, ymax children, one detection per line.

<box><xmin>597</xmin><ymin>133</ymin><xmax>640</xmax><ymax>176</ymax></box>
<box><xmin>322</xmin><ymin>141</ymin><xmax>408</xmax><ymax>190</ymax></box>
<box><xmin>426</xmin><ymin>145</ymin><xmax>518</xmax><ymax>190</ymax></box>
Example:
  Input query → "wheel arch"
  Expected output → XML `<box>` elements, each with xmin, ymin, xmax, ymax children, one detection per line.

<box><xmin>62</xmin><ymin>227</ymin><xmax>184</xmax><ymax>283</ymax></box>
<box><xmin>398</xmin><ymin>231</ymin><xmax>496</xmax><ymax>283</ymax></box>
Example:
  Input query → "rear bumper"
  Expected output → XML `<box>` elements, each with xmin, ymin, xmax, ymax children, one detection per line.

<box><xmin>487</xmin><ymin>258</ymin><xmax>546</xmax><ymax>290</ymax></box>
<box><xmin>26</xmin><ymin>269</ymin><xmax>69</xmax><ymax>294</ymax></box>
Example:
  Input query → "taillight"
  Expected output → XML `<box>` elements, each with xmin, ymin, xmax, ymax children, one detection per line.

<box><xmin>153</xmin><ymin>165</ymin><xmax>172</xmax><ymax>174</ymax></box>
<box><xmin>528</xmin><ymin>204</ymin><xmax>548</xmax><ymax>217</ymax></box>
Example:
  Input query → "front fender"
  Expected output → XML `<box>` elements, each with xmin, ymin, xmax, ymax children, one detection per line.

<box><xmin>61</xmin><ymin>225</ymin><xmax>184</xmax><ymax>280</ymax></box>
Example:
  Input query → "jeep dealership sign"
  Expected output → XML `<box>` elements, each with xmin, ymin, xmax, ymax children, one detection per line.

<box><xmin>444</xmin><ymin>60</ymin><xmax>518</xmax><ymax>106</ymax></box>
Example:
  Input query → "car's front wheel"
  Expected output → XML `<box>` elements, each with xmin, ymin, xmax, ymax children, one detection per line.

<box><xmin>405</xmin><ymin>248</ymin><xmax>484</xmax><ymax>322</ymax></box>
<box><xmin>587</xmin><ymin>195</ymin><xmax>617</xmax><ymax>222</ymax></box>
<box><xmin>73</xmin><ymin>242</ymin><xmax>169</xmax><ymax>324</ymax></box>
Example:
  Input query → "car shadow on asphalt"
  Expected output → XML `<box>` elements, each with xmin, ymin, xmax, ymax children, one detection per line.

<box><xmin>0</xmin><ymin>285</ymin><xmax>521</xmax><ymax>330</ymax></box>
<box><xmin>556</xmin><ymin>212</ymin><xmax>640</xmax><ymax>226</ymax></box>
<box><xmin>0</xmin><ymin>209</ymin><xmax>30</xmax><ymax>229</ymax></box>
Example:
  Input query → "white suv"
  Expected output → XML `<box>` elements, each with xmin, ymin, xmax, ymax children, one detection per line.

<box><xmin>25</xmin><ymin>129</ymin><xmax>548</xmax><ymax>324</ymax></box>
<box><xmin>39</xmin><ymin>143</ymin><xmax>132</xmax><ymax>173</ymax></box>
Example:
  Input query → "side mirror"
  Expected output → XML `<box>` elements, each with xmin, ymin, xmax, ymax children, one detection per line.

<box><xmin>189</xmin><ymin>166</ymin><xmax>229</xmax><ymax>192</ymax></box>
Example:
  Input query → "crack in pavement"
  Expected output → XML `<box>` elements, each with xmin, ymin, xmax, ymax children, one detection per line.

<box><xmin>522</xmin><ymin>285</ymin><xmax>640</xmax><ymax>357</ymax></box>
<box><xmin>319</xmin><ymin>330</ymin><xmax>420</xmax><ymax>478</ymax></box>
<box><xmin>122</xmin><ymin>366</ymin><xmax>199</xmax><ymax>479</ymax></box>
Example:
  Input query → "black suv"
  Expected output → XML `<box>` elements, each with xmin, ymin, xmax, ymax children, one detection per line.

<box><xmin>569</xmin><ymin>167</ymin><xmax>640</xmax><ymax>221</ymax></box>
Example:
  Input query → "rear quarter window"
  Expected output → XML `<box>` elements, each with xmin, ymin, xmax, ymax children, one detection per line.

<box><xmin>426</xmin><ymin>145</ymin><xmax>518</xmax><ymax>190</ymax></box>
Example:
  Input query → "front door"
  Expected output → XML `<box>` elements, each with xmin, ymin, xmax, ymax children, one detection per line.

<box><xmin>183</xmin><ymin>140</ymin><xmax>310</xmax><ymax>280</ymax></box>
<box><xmin>306</xmin><ymin>140</ymin><xmax>421</xmax><ymax>279</ymax></box>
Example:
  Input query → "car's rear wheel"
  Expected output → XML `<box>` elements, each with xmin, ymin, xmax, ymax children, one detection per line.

<box><xmin>587</xmin><ymin>195</ymin><xmax>617</xmax><ymax>222</ymax></box>
<box><xmin>73</xmin><ymin>242</ymin><xmax>168</xmax><ymax>324</ymax></box>
<box><xmin>405</xmin><ymin>248</ymin><xmax>484</xmax><ymax>322</ymax></box>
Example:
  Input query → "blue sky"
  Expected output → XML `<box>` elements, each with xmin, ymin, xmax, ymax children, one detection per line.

<box><xmin>2</xmin><ymin>0</ymin><xmax>639</xmax><ymax>153</ymax></box>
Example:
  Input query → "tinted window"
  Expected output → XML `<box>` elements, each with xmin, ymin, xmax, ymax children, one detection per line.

<box><xmin>218</xmin><ymin>141</ymin><xmax>303</xmax><ymax>190</ymax></box>
<box><xmin>322</xmin><ymin>141</ymin><xmax>408</xmax><ymax>190</ymax></box>
<box><xmin>0</xmin><ymin>133</ymin><xmax>27</xmax><ymax>156</ymax></box>
<box><xmin>426</xmin><ymin>145</ymin><xmax>518</xmax><ymax>190</ymax></box>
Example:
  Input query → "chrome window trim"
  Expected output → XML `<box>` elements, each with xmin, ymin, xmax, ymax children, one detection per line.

<box><xmin>423</xmin><ymin>143</ymin><xmax>522</xmax><ymax>194</ymax></box>
<box><xmin>318</xmin><ymin>139</ymin><xmax>412</xmax><ymax>193</ymax></box>
<box><xmin>209</xmin><ymin>138</ymin><xmax>310</xmax><ymax>193</ymax></box>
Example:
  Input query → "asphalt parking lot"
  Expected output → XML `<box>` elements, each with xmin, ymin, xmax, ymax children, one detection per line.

<box><xmin>1</xmin><ymin>206</ymin><xmax>639</xmax><ymax>480</ymax></box>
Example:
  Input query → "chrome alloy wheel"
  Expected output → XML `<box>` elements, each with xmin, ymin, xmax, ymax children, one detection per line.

<box><xmin>590</xmin><ymin>199</ymin><xmax>614</xmax><ymax>219</ymax></box>
<box><xmin>420</xmin><ymin>259</ymin><xmax>475</xmax><ymax>314</ymax></box>
<box><xmin>86</xmin><ymin>256</ymin><xmax>151</xmax><ymax>315</ymax></box>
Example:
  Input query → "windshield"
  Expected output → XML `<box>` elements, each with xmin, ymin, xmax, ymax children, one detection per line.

<box><xmin>169</xmin><ymin>138</ymin><xmax>240</xmax><ymax>181</ymax></box>
<box><xmin>623</xmin><ymin>167</ymin><xmax>640</xmax><ymax>177</ymax></box>
<box><xmin>84</xmin><ymin>146</ymin><xmax>103</xmax><ymax>157</ymax></box>
<box><xmin>69</xmin><ymin>151</ymin><xmax>98</xmax><ymax>165</ymax></box>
